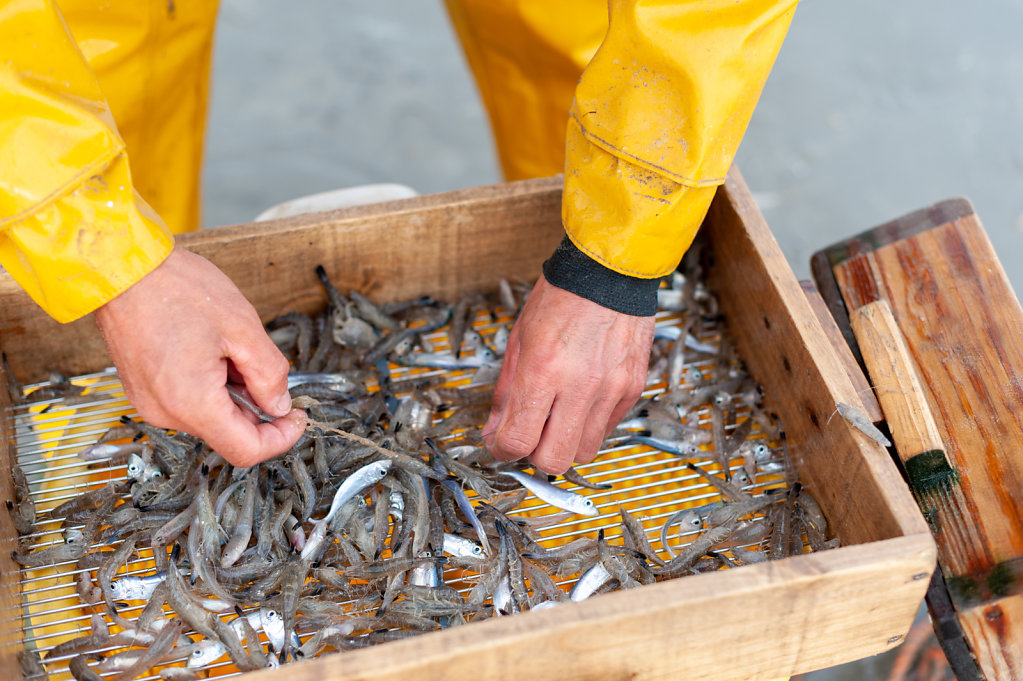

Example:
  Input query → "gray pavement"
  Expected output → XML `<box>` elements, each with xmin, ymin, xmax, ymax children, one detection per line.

<box><xmin>205</xmin><ymin>0</ymin><xmax>1023</xmax><ymax>293</ymax></box>
<box><xmin>204</xmin><ymin>2</ymin><xmax>1022</xmax><ymax>678</ymax></box>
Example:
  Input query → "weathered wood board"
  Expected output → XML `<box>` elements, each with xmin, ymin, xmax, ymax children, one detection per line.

<box><xmin>813</xmin><ymin>200</ymin><xmax>1023</xmax><ymax>681</ymax></box>
<box><xmin>0</xmin><ymin>356</ymin><xmax>19</xmax><ymax>679</ymax></box>
<box><xmin>0</xmin><ymin>172</ymin><xmax>936</xmax><ymax>681</ymax></box>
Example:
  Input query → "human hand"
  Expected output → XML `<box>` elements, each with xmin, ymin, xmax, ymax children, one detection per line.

<box><xmin>94</xmin><ymin>247</ymin><xmax>306</xmax><ymax>466</ymax></box>
<box><xmin>483</xmin><ymin>274</ymin><xmax>655</xmax><ymax>474</ymax></box>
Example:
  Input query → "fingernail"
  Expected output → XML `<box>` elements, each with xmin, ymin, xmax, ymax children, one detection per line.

<box><xmin>275</xmin><ymin>393</ymin><xmax>293</xmax><ymax>416</ymax></box>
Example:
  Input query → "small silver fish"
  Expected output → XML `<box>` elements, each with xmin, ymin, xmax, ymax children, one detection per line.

<box><xmin>320</xmin><ymin>460</ymin><xmax>393</xmax><ymax>524</ymax></box>
<box><xmin>186</xmin><ymin>640</ymin><xmax>225</xmax><ymax>669</ymax></box>
<box><xmin>259</xmin><ymin>608</ymin><xmax>286</xmax><ymax>654</ymax></box>
<box><xmin>126</xmin><ymin>452</ymin><xmax>161</xmax><ymax>482</ymax></box>
<box><xmin>500</xmin><ymin>470</ymin><xmax>599</xmax><ymax>517</ymax></box>
<box><xmin>569</xmin><ymin>563</ymin><xmax>612</xmax><ymax>601</ymax></box>
<box><xmin>400</xmin><ymin>351</ymin><xmax>499</xmax><ymax>370</ymax></box>
<box><xmin>303</xmin><ymin>460</ymin><xmax>392</xmax><ymax>561</ymax></box>
<box><xmin>109</xmin><ymin>572</ymin><xmax>167</xmax><ymax>601</ymax></box>
<box><xmin>442</xmin><ymin>533</ymin><xmax>485</xmax><ymax>559</ymax></box>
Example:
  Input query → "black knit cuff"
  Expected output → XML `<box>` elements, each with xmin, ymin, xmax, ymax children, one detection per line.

<box><xmin>542</xmin><ymin>236</ymin><xmax>659</xmax><ymax>316</ymax></box>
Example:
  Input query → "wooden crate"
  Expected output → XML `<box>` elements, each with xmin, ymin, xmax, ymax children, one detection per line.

<box><xmin>0</xmin><ymin>170</ymin><xmax>936</xmax><ymax>681</ymax></box>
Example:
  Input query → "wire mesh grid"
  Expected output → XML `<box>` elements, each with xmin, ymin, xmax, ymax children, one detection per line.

<box><xmin>11</xmin><ymin>306</ymin><xmax>793</xmax><ymax>681</ymax></box>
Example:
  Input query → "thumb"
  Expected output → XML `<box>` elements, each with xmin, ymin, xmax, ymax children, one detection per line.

<box><xmin>225</xmin><ymin>331</ymin><xmax>293</xmax><ymax>418</ymax></box>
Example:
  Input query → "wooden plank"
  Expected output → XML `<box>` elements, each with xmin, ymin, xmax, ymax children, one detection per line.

<box><xmin>0</xmin><ymin>358</ymin><xmax>22</xmax><ymax>678</ymax></box>
<box><xmin>248</xmin><ymin>538</ymin><xmax>935</xmax><ymax>681</ymax></box>
<box><xmin>0</xmin><ymin>177</ymin><xmax>565</xmax><ymax>385</ymax></box>
<box><xmin>849</xmin><ymin>300</ymin><xmax>948</xmax><ymax>466</ymax></box>
<box><xmin>826</xmin><ymin>209</ymin><xmax>1023</xmax><ymax>680</ymax></box>
<box><xmin>809</xmin><ymin>197</ymin><xmax>975</xmax><ymax>377</ymax></box>
<box><xmin>799</xmin><ymin>280</ymin><xmax>882</xmax><ymax>424</ymax></box>
<box><xmin>705</xmin><ymin>169</ymin><xmax>929</xmax><ymax>547</ymax></box>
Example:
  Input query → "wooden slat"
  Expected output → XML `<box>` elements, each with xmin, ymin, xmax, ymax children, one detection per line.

<box><xmin>0</xmin><ymin>358</ymin><xmax>21</xmax><ymax>678</ymax></box>
<box><xmin>705</xmin><ymin>169</ymin><xmax>929</xmax><ymax>547</ymax></box>
<box><xmin>850</xmin><ymin>300</ymin><xmax>946</xmax><ymax>460</ymax></box>
<box><xmin>828</xmin><ymin>209</ymin><xmax>1023</xmax><ymax>680</ymax></box>
<box><xmin>248</xmin><ymin>539</ymin><xmax>935</xmax><ymax>681</ymax></box>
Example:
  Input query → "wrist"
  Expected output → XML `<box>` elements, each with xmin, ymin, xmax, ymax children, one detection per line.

<box><xmin>541</xmin><ymin>236</ymin><xmax>659</xmax><ymax>316</ymax></box>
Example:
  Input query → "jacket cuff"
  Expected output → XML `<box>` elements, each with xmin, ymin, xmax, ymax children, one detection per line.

<box><xmin>542</xmin><ymin>236</ymin><xmax>659</xmax><ymax>316</ymax></box>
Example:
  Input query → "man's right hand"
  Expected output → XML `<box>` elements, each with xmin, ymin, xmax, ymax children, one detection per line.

<box><xmin>94</xmin><ymin>247</ymin><xmax>306</xmax><ymax>467</ymax></box>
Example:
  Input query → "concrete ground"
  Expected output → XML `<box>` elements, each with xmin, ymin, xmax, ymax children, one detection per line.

<box><xmin>205</xmin><ymin>0</ymin><xmax>1023</xmax><ymax>292</ymax></box>
<box><xmin>204</xmin><ymin>2</ymin><xmax>1022</xmax><ymax>678</ymax></box>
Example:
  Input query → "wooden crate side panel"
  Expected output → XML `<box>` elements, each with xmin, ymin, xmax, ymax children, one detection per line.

<box><xmin>0</xmin><ymin>179</ymin><xmax>565</xmax><ymax>384</ymax></box>
<box><xmin>0</xmin><ymin>361</ymin><xmax>22</xmax><ymax>679</ymax></box>
<box><xmin>182</xmin><ymin>177</ymin><xmax>564</xmax><ymax>321</ymax></box>
<box><xmin>241</xmin><ymin>538</ymin><xmax>934</xmax><ymax>681</ymax></box>
<box><xmin>705</xmin><ymin>169</ymin><xmax>929</xmax><ymax>548</ymax></box>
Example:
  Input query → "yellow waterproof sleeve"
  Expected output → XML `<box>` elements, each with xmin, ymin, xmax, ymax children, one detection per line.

<box><xmin>564</xmin><ymin>0</ymin><xmax>798</xmax><ymax>278</ymax></box>
<box><xmin>0</xmin><ymin>0</ymin><xmax>174</xmax><ymax>323</ymax></box>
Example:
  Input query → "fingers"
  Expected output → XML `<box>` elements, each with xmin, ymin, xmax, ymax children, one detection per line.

<box><xmin>528</xmin><ymin>392</ymin><xmax>589</xmax><ymax>474</ymax></box>
<box><xmin>486</xmin><ymin>364</ymin><xmax>555</xmax><ymax>462</ymax></box>
<box><xmin>186</xmin><ymin>385</ymin><xmax>305</xmax><ymax>467</ymax></box>
<box><xmin>483</xmin><ymin>326</ymin><xmax>520</xmax><ymax>439</ymax></box>
<box><xmin>199</xmin><ymin>402</ymin><xmax>306</xmax><ymax>468</ymax></box>
<box><xmin>483</xmin><ymin>275</ymin><xmax>655</xmax><ymax>472</ymax></box>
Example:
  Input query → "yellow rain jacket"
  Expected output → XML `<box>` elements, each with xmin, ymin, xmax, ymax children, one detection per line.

<box><xmin>0</xmin><ymin>0</ymin><xmax>217</xmax><ymax>323</ymax></box>
<box><xmin>1</xmin><ymin>0</ymin><xmax>795</xmax><ymax>323</ymax></box>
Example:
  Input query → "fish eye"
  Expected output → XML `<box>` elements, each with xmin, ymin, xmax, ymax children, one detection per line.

<box><xmin>754</xmin><ymin>444</ymin><xmax>769</xmax><ymax>456</ymax></box>
<box><xmin>472</xmin><ymin>546</ymin><xmax>483</xmax><ymax>556</ymax></box>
